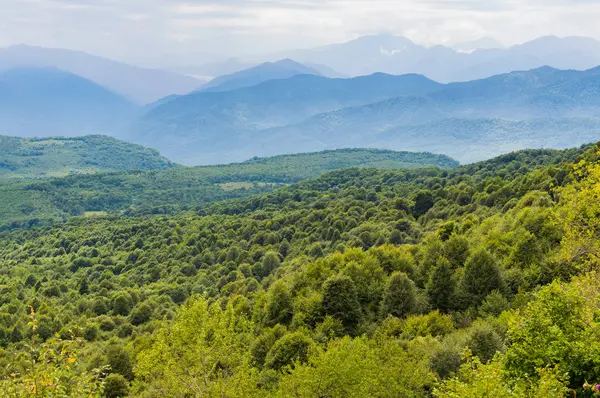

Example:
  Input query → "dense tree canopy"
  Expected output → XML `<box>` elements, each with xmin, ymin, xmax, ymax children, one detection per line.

<box><xmin>0</xmin><ymin>144</ymin><xmax>598</xmax><ymax>396</ymax></box>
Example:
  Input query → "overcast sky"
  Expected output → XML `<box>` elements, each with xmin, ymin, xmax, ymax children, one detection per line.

<box><xmin>2</xmin><ymin>0</ymin><xmax>600</xmax><ymax>66</ymax></box>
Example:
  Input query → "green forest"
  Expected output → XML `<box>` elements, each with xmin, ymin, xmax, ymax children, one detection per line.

<box><xmin>0</xmin><ymin>145</ymin><xmax>456</xmax><ymax>228</ymax></box>
<box><xmin>0</xmin><ymin>135</ymin><xmax>176</xmax><ymax>181</ymax></box>
<box><xmin>1</xmin><ymin>142</ymin><xmax>600</xmax><ymax>397</ymax></box>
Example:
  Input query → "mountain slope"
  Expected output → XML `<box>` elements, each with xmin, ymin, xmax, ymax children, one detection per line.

<box><xmin>0</xmin><ymin>148</ymin><xmax>457</xmax><ymax>225</ymax></box>
<box><xmin>128</xmin><ymin>73</ymin><xmax>443</xmax><ymax>164</ymax></box>
<box><xmin>0</xmin><ymin>45</ymin><xmax>201</xmax><ymax>103</ymax></box>
<box><xmin>0</xmin><ymin>143</ymin><xmax>595</xmax><ymax>396</ymax></box>
<box><xmin>0</xmin><ymin>67</ymin><xmax>139</xmax><ymax>137</ymax></box>
<box><xmin>200</xmin><ymin>59</ymin><xmax>322</xmax><ymax>92</ymax></box>
<box><xmin>0</xmin><ymin>135</ymin><xmax>176</xmax><ymax>181</ymax></box>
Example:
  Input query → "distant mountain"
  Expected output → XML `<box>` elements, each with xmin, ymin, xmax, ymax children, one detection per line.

<box><xmin>130</xmin><ymin>66</ymin><xmax>600</xmax><ymax>165</ymax></box>
<box><xmin>257</xmin><ymin>67</ymin><xmax>600</xmax><ymax>162</ymax></box>
<box><xmin>459</xmin><ymin>36</ymin><xmax>600</xmax><ymax>81</ymax></box>
<box><xmin>0</xmin><ymin>45</ymin><xmax>201</xmax><ymax>103</ymax></box>
<box><xmin>0</xmin><ymin>134</ymin><xmax>176</xmax><ymax>181</ymax></box>
<box><xmin>276</xmin><ymin>34</ymin><xmax>600</xmax><ymax>83</ymax></box>
<box><xmin>200</xmin><ymin>59</ymin><xmax>322</xmax><ymax>92</ymax></box>
<box><xmin>283</xmin><ymin>35</ymin><xmax>429</xmax><ymax>77</ymax></box>
<box><xmin>128</xmin><ymin>73</ymin><xmax>443</xmax><ymax>164</ymax></box>
<box><xmin>0</xmin><ymin>67</ymin><xmax>139</xmax><ymax>137</ymax></box>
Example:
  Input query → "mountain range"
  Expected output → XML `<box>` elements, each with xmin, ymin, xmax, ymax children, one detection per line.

<box><xmin>188</xmin><ymin>35</ymin><xmax>600</xmax><ymax>84</ymax></box>
<box><xmin>128</xmin><ymin>73</ymin><xmax>443</xmax><ymax>164</ymax></box>
<box><xmin>3</xmin><ymin>36</ymin><xmax>600</xmax><ymax>165</ymax></box>
<box><xmin>126</xmin><ymin>66</ymin><xmax>600</xmax><ymax>164</ymax></box>
<box><xmin>279</xmin><ymin>35</ymin><xmax>600</xmax><ymax>82</ymax></box>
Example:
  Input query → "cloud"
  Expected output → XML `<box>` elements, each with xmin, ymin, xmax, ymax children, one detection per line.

<box><xmin>2</xmin><ymin>0</ymin><xmax>600</xmax><ymax>66</ymax></box>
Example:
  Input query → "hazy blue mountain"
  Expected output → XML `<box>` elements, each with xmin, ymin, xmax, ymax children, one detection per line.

<box><xmin>200</xmin><ymin>59</ymin><xmax>322</xmax><ymax>92</ymax></box>
<box><xmin>0</xmin><ymin>67</ymin><xmax>138</xmax><ymax>137</ymax></box>
<box><xmin>129</xmin><ymin>66</ymin><xmax>600</xmax><ymax>165</ymax></box>
<box><xmin>0</xmin><ymin>45</ymin><xmax>201</xmax><ymax>103</ymax></box>
<box><xmin>256</xmin><ymin>67</ymin><xmax>600</xmax><ymax>162</ymax></box>
<box><xmin>283</xmin><ymin>34</ymin><xmax>435</xmax><ymax>77</ymax></box>
<box><xmin>276</xmin><ymin>34</ymin><xmax>600</xmax><ymax>83</ymax></box>
<box><xmin>129</xmin><ymin>72</ymin><xmax>443</xmax><ymax>164</ymax></box>
<box><xmin>458</xmin><ymin>36</ymin><xmax>600</xmax><ymax>81</ymax></box>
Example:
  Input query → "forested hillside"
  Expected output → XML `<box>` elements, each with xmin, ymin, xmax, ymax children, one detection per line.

<box><xmin>0</xmin><ymin>143</ymin><xmax>598</xmax><ymax>396</ymax></box>
<box><xmin>0</xmin><ymin>135</ymin><xmax>176</xmax><ymax>181</ymax></box>
<box><xmin>0</xmin><ymin>148</ymin><xmax>456</xmax><ymax>228</ymax></box>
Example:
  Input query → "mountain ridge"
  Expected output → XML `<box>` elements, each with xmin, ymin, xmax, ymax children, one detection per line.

<box><xmin>0</xmin><ymin>44</ymin><xmax>202</xmax><ymax>103</ymax></box>
<box><xmin>128</xmin><ymin>66</ymin><xmax>600</xmax><ymax>165</ymax></box>
<box><xmin>0</xmin><ymin>134</ymin><xmax>176</xmax><ymax>181</ymax></box>
<box><xmin>200</xmin><ymin>59</ymin><xmax>322</xmax><ymax>92</ymax></box>
<box><xmin>0</xmin><ymin>66</ymin><xmax>139</xmax><ymax>138</ymax></box>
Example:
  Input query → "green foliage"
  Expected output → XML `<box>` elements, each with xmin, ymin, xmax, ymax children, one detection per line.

<box><xmin>381</xmin><ymin>272</ymin><xmax>417</xmax><ymax>318</ymax></box>
<box><xmin>134</xmin><ymin>297</ymin><xmax>261</xmax><ymax>397</ymax></box>
<box><xmin>0</xmin><ymin>135</ymin><xmax>175</xmax><ymax>182</ymax></box>
<box><xmin>0</xmin><ymin>309</ymin><xmax>105</xmax><ymax>397</ymax></box>
<box><xmin>466</xmin><ymin>322</ymin><xmax>505</xmax><ymax>364</ymax></box>
<box><xmin>277</xmin><ymin>336</ymin><xmax>436</xmax><ymax>397</ymax></box>
<box><xmin>0</xmin><ymin>148</ymin><xmax>456</xmax><ymax>228</ymax></box>
<box><xmin>435</xmin><ymin>353</ymin><xmax>568</xmax><ymax>397</ymax></box>
<box><xmin>505</xmin><ymin>272</ymin><xmax>600</xmax><ymax>391</ymax></box>
<box><xmin>103</xmin><ymin>373</ymin><xmax>129</xmax><ymax>398</ymax></box>
<box><xmin>0</xmin><ymin>144</ymin><xmax>595</xmax><ymax>396</ymax></box>
<box><xmin>264</xmin><ymin>331</ymin><xmax>314</xmax><ymax>371</ymax></box>
<box><xmin>322</xmin><ymin>276</ymin><xmax>362</xmax><ymax>334</ymax></box>
<box><xmin>413</xmin><ymin>190</ymin><xmax>435</xmax><ymax>217</ymax></box>
<box><xmin>427</xmin><ymin>258</ymin><xmax>456</xmax><ymax>312</ymax></box>
<box><xmin>459</xmin><ymin>249</ymin><xmax>505</xmax><ymax>308</ymax></box>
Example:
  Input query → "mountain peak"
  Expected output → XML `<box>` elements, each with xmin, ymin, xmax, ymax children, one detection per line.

<box><xmin>200</xmin><ymin>59</ymin><xmax>321</xmax><ymax>92</ymax></box>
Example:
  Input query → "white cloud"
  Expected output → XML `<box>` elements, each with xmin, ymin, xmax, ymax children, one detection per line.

<box><xmin>2</xmin><ymin>0</ymin><xmax>600</xmax><ymax>66</ymax></box>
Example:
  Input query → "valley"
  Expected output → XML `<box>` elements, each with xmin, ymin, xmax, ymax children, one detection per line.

<box><xmin>3</xmin><ymin>24</ymin><xmax>600</xmax><ymax>397</ymax></box>
<box><xmin>0</xmin><ymin>144</ymin><xmax>456</xmax><ymax>228</ymax></box>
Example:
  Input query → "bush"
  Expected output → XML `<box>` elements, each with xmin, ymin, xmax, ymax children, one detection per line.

<box><xmin>322</xmin><ymin>276</ymin><xmax>362</xmax><ymax>334</ymax></box>
<box><xmin>381</xmin><ymin>272</ymin><xmax>416</xmax><ymax>319</ymax></box>
<box><xmin>467</xmin><ymin>323</ymin><xmax>504</xmax><ymax>364</ymax></box>
<box><xmin>103</xmin><ymin>373</ymin><xmax>129</xmax><ymax>398</ymax></box>
<box><xmin>265</xmin><ymin>331</ymin><xmax>314</xmax><ymax>371</ymax></box>
<box><xmin>130</xmin><ymin>303</ymin><xmax>153</xmax><ymax>326</ymax></box>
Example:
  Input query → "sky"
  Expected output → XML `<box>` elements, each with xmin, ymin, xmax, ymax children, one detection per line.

<box><xmin>2</xmin><ymin>0</ymin><xmax>600</xmax><ymax>67</ymax></box>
